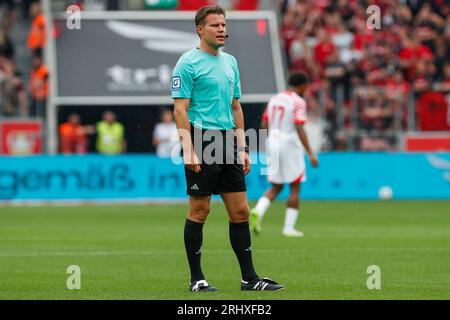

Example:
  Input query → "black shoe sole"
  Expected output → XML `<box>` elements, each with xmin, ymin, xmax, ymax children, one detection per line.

<box><xmin>190</xmin><ymin>287</ymin><xmax>219</xmax><ymax>292</ymax></box>
<box><xmin>241</xmin><ymin>287</ymin><xmax>285</xmax><ymax>291</ymax></box>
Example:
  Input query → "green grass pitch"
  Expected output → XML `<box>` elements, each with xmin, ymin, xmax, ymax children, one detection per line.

<box><xmin>0</xmin><ymin>201</ymin><xmax>449</xmax><ymax>300</ymax></box>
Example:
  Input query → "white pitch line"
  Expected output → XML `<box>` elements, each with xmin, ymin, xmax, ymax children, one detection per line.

<box><xmin>0</xmin><ymin>247</ymin><xmax>448</xmax><ymax>257</ymax></box>
<box><xmin>0</xmin><ymin>250</ymin><xmax>185</xmax><ymax>257</ymax></box>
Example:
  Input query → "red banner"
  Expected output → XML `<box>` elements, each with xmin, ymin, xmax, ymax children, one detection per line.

<box><xmin>405</xmin><ymin>133</ymin><xmax>450</xmax><ymax>152</ymax></box>
<box><xmin>0</xmin><ymin>120</ymin><xmax>43</xmax><ymax>155</ymax></box>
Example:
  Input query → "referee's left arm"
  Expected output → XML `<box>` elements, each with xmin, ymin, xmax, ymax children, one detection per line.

<box><xmin>232</xmin><ymin>98</ymin><xmax>250</xmax><ymax>174</ymax></box>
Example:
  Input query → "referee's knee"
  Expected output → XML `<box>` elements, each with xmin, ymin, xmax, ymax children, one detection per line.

<box><xmin>188</xmin><ymin>206</ymin><xmax>210</xmax><ymax>223</ymax></box>
<box><xmin>229</xmin><ymin>206</ymin><xmax>250</xmax><ymax>223</ymax></box>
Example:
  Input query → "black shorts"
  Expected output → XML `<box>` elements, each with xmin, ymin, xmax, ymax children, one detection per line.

<box><xmin>184</xmin><ymin>125</ymin><xmax>247</xmax><ymax>196</ymax></box>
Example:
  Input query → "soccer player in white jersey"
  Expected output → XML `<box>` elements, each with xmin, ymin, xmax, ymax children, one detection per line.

<box><xmin>250</xmin><ymin>72</ymin><xmax>319</xmax><ymax>237</ymax></box>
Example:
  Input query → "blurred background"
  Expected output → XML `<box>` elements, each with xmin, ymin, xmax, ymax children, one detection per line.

<box><xmin>0</xmin><ymin>0</ymin><xmax>449</xmax><ymax>202</ymax></box>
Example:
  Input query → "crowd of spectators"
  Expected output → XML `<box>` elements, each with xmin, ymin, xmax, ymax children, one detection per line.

<box><xmin>278</xmin><ymin>0</ymin><xmax>450</xmax><ymax>150</ymax></box>
<box><xmin>0</xmin><ymin>0</ymin><xmax>48</xmax><ymax>118</ymax></box>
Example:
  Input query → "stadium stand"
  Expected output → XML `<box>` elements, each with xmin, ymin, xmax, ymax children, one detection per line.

<box><xmin>1</xmin><ymin>0</ymin><xmax>449</xmax><ymax>154</ymax></box>
<box><xmin>279</xmin><ymin>0</ymin><xmax>449</xmax><ymax>151</ymax></box>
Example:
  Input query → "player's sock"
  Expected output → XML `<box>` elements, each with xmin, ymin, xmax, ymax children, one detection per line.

<box><xmin>184</xmin><ymin>219</ymin><xmax>205</xmax><ymax>282</ymax></box>
<box><xmin>284</xmin><ymin>208</ymin><xmax>299</xmax><ymax>230</ymax></box>
<box><xmin>254</xmin><ymin>196</ymin><xmax>271</xmax><ymax>219</ymax></box>
<box><xmin>229</xmin><ymin>221</ymin><xmax>259</xmax><ymax>281</ymax></box>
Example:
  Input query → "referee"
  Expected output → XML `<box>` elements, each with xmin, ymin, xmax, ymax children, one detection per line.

<box><xmin>172</xmin><ymin>6</ymin><xmax>284</xmax><ymax>292</ymax></box>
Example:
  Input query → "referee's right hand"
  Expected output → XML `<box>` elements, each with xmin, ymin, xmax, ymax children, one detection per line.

<box><xmin>184</xmin><ymin>151</ymin><xmax>201</xmax><ymax>173</ymax></box>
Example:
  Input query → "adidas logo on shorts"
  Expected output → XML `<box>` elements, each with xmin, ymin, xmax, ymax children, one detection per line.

<box><xmin>190</xmin><ymin>184</ymin><xmax>199</xmax><ymax>190</ymax></box>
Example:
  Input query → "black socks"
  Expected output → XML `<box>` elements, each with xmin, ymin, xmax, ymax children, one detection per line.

<box><xmin>229</xmin><ymin>221</ymin><xmax>259</xmax><ymax>282</ymax></box>
<box><xmin>184</xmin><ymin>219</ymin><xmax>259</xmax><ymax>283</ymax></box>
<box><xmin>184</xmin><ymin>219</ymin><xmax>205</xmax><ymax>282</ymax></box>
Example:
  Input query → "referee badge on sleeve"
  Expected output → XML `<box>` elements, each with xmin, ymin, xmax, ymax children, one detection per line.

<box><xmin>172</xmin><ymin>76</ymin><xmax>181</xmax><ymax>91</ymax></box>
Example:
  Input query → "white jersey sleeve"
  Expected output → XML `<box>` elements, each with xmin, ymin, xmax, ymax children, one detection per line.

<box><xmin>293</xmin><ymin>94</ymin><xmax>307</xmax><ymax>125</ymax></box>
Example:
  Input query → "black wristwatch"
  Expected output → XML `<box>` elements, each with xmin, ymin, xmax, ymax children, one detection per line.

<box><xmin>237</xmin><ymin>146</ymin><xmax>249</xmax><ymax>153</ymax></box>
